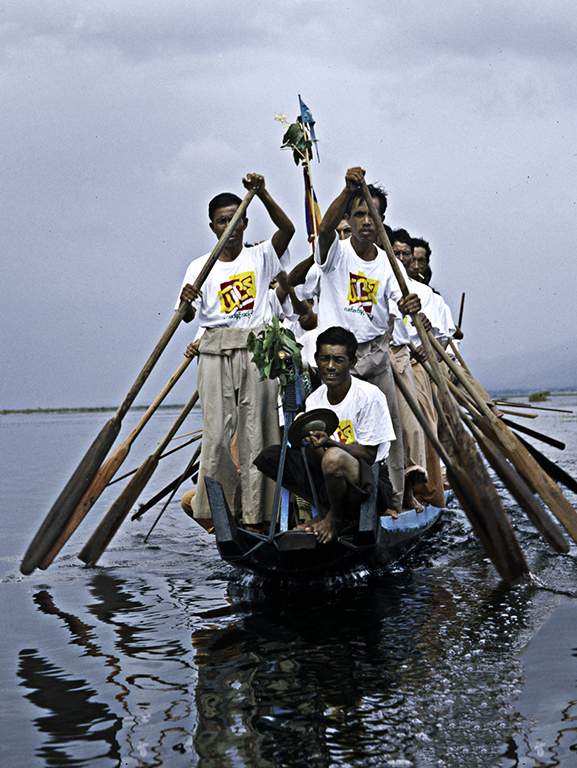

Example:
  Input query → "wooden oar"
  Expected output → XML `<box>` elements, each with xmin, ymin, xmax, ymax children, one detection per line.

<box><xmin>458</xmin><ymin>292</ymin><xmax>465</xmax><ymax>328</ymax></box>
<box><xmin>501</xmin><ymin>417</ymin><xmax>565</xmax><ymax>450</ymax></box>
<box><xmin>21</xmin><ymin>188</ymin><xmax>255</xmax><ymax>576</ymax></box>
<box><xmin>448</xmin><ymin>338</ymin><xmax>471</xmax><ymax>374</ymax></box>
<box><xmin>131</xmin><ymin>453</ymin><xmax>200</xmax><ymax>522</ymax></box>
<box><xmin>38</xmin><ymin>365</ymin><xmax>196</xmax><ymax>570</ymax></box>
<box><xmin>78</xmin><ymin>389</ymin><xmax>201</xmax><ymax>565</ymax></box>
<box><xmin>144</xmin><ymin>442</ymin><xmax>203</xmax><ymax>542</ymax></box>
<box><xmin>494</xmin><ymin>400</ymin><xmax>573</xmax><ymax>415</ymax></box>
<box><xmin>413</xmin><ymin>348</ymin><xmax>569</xmax><ymax>554</ymax></box>
<box><xmin>109</xmin><ymin>432</ymin><xmax>200</xmax><ymax>486</ymax></box>
<box><xmin>515</xmin><ymin>434</ymin><xmax>577</xmax><ymax>496</ymax></box>
<box><xmin>362</xmin><ymin>180</ymin><xmax>530</xmax><ymax>585</ymax></box>
<box><xmin>426</xmin><ymin>332</ymin><xmax>577</xmax><ymax>544</ymax></box>
<box><xmin>498</xmin><ymin>409</ymin><xmax>538</xmax><ymax>419</ymax></box>
<box><xmin>459</xmin><ymin>410</ymin><xmax>569</xmax><ymax>553</ymax></box>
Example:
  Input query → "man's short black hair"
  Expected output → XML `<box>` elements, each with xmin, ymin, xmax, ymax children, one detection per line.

<box><xmin>391</xmin><ymin>228</ymin><xmax>413</xmax><ymax>250</ymax></box>
<box><xmin>208</xmin><ymin>192</ymin><xmax>243</xmax><ymax>222</ymax></box>
<box><xmin>345</xmin><ymin>183</ymin><xmax>388</xmax><ymax>217</ymax></box>
<box><xmin>412</xmin><ymin>237</ymin><xmax>432</xmax><ymax>262</ymax></box>
<box><xmin>316</xmin><ymin>326</ymin><xmax>358</xmax><ymax>362</ymax></box>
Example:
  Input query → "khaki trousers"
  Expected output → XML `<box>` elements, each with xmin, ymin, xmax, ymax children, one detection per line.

<box><xmin>194</xmin><ymin>328</ymin><xmax>281</xmax><ymax>525</ymax></box>
<box><xmin>352</xmin><ymin>333</ymin><xmax>404</xmax><ymax>513</ymax></box>
<box><xmin>389</xmin><ymin>345</ymin><xmax>428</xmax><ymax>484</ymax></box>
<box><xmin>411</xmin><ymin>360</ymin><xmax>446</xmax><ymax>508</ymax></box>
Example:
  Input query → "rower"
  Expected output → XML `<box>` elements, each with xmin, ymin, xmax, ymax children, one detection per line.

<box><xmin>305</xmin><ymin>166</ymin><xmax>422</xmax><ymax>515</ymax></box>
<box><xmin>391</xmin><ymin>229</ymin><xmax>446</xmax><ymax>509</ymax></box>
<box><xmin>254</xmin><ymin>327</ymin><xmax>394</xmax><ymax>544</ymax></box>
<box><xmin>176</xmin><ymin>174</ymin><xmax>295</xmax><ymax>533</ymax></box>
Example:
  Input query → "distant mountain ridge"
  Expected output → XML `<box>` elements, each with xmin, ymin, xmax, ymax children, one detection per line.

<box><xmin>466</xmin><ymin>340</ymin><xmax>577</xmax><ymax>395</ymax></box>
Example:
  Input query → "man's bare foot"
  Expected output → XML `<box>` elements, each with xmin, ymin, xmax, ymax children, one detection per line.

<box><xmin>384</xmin><ymin>508</ymin><xmax>399</xmax><ymax>519</ymax></box>
<box><xmin>297</xmin><ymin>513</ymin><xmax>340</xmax><ymax>544</ymax></box>
<box><xmin>403</xmin><ymin>487</ymin><xmax>423</xmax><ymax>512</ymax></box>
<box><xmin>402</xmin><ymin>492</ymin><xmax>424</xmax><ymax>513</ymax></box>
<box><xmin>243</xmin><ymin>522</ymin><xmax>268</xmax><ymax>534</ymax></box>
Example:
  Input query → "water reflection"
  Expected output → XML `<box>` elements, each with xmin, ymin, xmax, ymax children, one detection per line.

<box><xmin>17</xmin><ymin>551</ymin><xmax>575</xmax><ymax>768</ymax></box>
<box><xmin>18</xmin><ymin>590</ymin><xmax>123</xmax><ymax>767</ymax></box>
<box><xmin>190</xmin><ymin>567</ymin><xmax>533</xmax><ymax>768</ymax></box>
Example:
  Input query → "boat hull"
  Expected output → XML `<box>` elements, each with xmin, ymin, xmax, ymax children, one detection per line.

<box><xmin>206</xmin><ymin>475</ymin><xmax>444</xmax><ymax>580</ymax></box>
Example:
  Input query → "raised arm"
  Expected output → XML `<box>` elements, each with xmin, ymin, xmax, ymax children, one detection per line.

<box><xmin>317</xmin><ymin>166</ymin><xmax>365</xmax><ymax>264</ymax></box>
<box><xmin>275</xmin><ymin>270</ymin><xmax>312</xmax><ymax>317</ymax></box>
<box><xmin>242</xmin><ymin>173</ymin><xmax>295</xmax><ymax>258</ymax></box>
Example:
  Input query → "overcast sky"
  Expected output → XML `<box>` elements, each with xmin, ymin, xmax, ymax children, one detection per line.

<box><xmin>1</xmin><ymin>0</ymin><xmax>576</xmax><ymax>409</ymax></box>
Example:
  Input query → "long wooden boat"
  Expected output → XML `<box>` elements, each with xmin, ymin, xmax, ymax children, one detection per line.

<box><xmin>204</xmin><ymin>474</ymin><xmax>444</xmax><ymax>581</ymax></box>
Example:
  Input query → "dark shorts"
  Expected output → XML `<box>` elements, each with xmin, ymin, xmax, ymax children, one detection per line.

<box><xmin>254</xmin><ymin>445</ymin><xmax>393</xmax><ymax>513</ymax></box>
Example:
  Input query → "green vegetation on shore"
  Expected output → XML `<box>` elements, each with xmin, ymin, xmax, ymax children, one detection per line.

<box><xmin>1</xmin><ymin>404</ymin><xmax>193</xmax><ymax>416</ymax></box>
<box><xmin>529</xmin><ymin>390</ymin><xmax>551</xmax><ymax>402</ymax></box>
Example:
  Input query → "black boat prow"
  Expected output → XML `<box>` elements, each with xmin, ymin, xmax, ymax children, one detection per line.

<box><xmin>205</xmin><ymin>474</ymin><xmax>443</xmax><ymax>580</ymax></box>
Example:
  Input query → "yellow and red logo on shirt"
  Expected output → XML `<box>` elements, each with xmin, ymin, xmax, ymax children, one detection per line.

<box><xmin>218</xmin><ymin>271</ymin><xmax>256</xmax><ymax>314</ymax></box>
<box><xmin>335</xmin><ymin>420</ymin><xmax>355</xmax><ymax>445</ymax></box>
<box><xmin>346</xmin><ymin>271</ymin><xmax>379</xmax><ymax>313</ymax></box>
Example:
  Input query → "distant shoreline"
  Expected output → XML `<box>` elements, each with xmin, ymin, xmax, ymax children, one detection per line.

<box><xmin>0</xmin><ymin>404</ymin><xmax>196</xmax><ymax>415</ymax></box>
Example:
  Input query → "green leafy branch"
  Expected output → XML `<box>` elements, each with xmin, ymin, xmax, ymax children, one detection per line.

<box><xmin>247</xmin><ymin>316</ymin><xmax>303</xmax><ymax>386</ymax></box>
<box><xmin>280</xmin><ymin>119</ymin><xmax>316</xmax><ymax>166</ymax></box>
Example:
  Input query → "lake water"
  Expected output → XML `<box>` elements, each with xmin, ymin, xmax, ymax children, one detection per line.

<box><xmin>1</xmin><ymin>395</ymin><xmax>576</xmax><ymax>767</ymax></box>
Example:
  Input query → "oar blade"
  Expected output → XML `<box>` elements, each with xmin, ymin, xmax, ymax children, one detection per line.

<box><xmin>78</xmin><ymin>455</ymin><xmax>158</xmax><ymax>566</ymax></box>
<box><xmin>38</xmin><ymin>440</ymin><xmax>132</xmax><ymax>570</ymax></box>
<box><xmin>436</xmin><ymin>379</ymin><xmax>531</xmax><ymax>584</ymax></box>
<box><xmin>445</xmin><ymin>431</ymin><xmax>531</xmax><ymax>586</ymax></box>
<box><xmin>20</xmin><ymin>417</ymin><xmax>121</xmax><ymax>575</ymax></box>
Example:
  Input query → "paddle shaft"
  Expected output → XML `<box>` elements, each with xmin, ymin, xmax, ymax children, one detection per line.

<box><xmin>21</xmin><ymin>188</ymin><xmax>256</xmax><ymax>575</ymax></box>
<box><xmin>427</xmin><ymin>332</ymin><xmax>577</xmax><ymax>544</ymax></box>
<box><xmin>110</xmin><ymin>432</ymin><xmax>201</xmax><ymax>486</ymax></box>
<box><xmin>361</xmin><ymin>181</ymin><xmax>531</xmax><ymax>584</ymax></box>
<box><xmin>144</xmin><ymin>442</ymin><xmax>203</xmax><ymax>541</ymax></box>
<box><xmin>458</xmin><ymin>292</ymin><xmax>465</xmax><ymax>328</ymax></box>
<box><xmin>38</xmin><ymin>364</ymin><xmax>195</xmax><ymax>570</ymax></box>
<box><xmin>79</xmin><ymin>390</ymin><xmax>201</xmax><ymax>565</ymax></box>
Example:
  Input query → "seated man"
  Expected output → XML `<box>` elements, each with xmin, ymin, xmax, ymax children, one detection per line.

<box><xmin>254</xmin><ymin>327</ymin><xmax>395</xmax><ymax>544</ymax></box>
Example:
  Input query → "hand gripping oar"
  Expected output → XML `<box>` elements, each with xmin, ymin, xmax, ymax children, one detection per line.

<box><xmin>361</xmin><ymin>180</ymin><xmax>530</xmax><ymax>585</ymax></box>
<box><xmin>21</xmin><ymin>188</ymin><xmax>256</xmax><ymax>576</ymax></box>
<box><xmin>37</xmin><ymin>363</ymin><xmax>195</xmax><ymax>570</ymax></box>
<box><xmin>78</xmin><ymin>389</ymin><xmax>201</xmax><ymax>565</ymax></box>
<box><xmin>425</xmin><ymin>331</ymin><xmax>577</xmax><ymax>545</ymax></box>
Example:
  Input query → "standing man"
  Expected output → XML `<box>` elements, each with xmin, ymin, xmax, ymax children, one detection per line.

<box><xmin>312</xmin><ymin>166</ymin><xmax>422</xmax><ymax>513</ymax></box>
<box><xmin>390</xmin><ymin>229</ymin><xmax>446</xmax><ymax>508</ymax></box>
<box><xmin>178</xmin><ymin>174</ymin><xmax>295</xmax><ymax>531</ymax></box>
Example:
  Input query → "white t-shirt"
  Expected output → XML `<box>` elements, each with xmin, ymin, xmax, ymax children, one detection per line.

<box><xmin>269</xmin><ymin>287</ymin><xmax>297</xmax><ymax>324</ymax></box>
<box><xmin>313</xmin><ymin>238</ymin><xmax>403</xmax><ymax>342</ymax></box>
<box><xmin>305</xmin><ymin>375</ymin><xmax>395</xmax><ymax>461</ymax></box>
<box><xmin>404</xmin><ymin>276</ymin><xmax>445</xmax><ymax>344</ymax></box>
<box><xmin>431</xmin><ymin>291</ymin><xmax>456</xmax><ymax>343</ymax></box>
<box><xmin>176</xmin><ymin>240</ymin><xmax>289</xmax><ymax>329</ymax></box>
<box><xmin>294</xmin><ymin>262</ymin><xmax>321</xmax><ymax>302</ymax></box>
